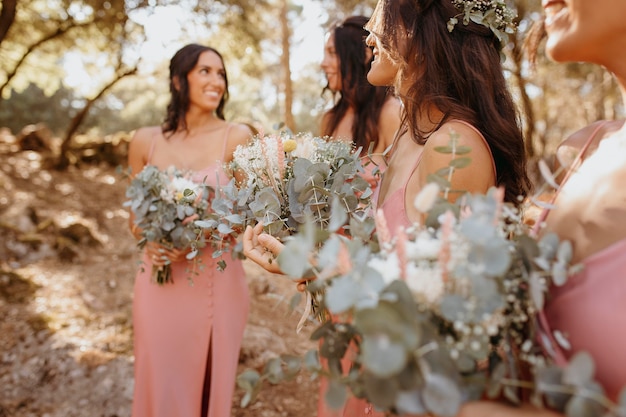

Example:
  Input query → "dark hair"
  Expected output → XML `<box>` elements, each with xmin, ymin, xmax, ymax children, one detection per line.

<box><xmin>322</xmin><ymin>15</ymin><xmax>391</xmax><ymax>154</ymax></box>
<box><xmin>368</xmin><ymin>0</ymin><xmax>531</xmax><ymax>205</ymax></box>
<box><xmin>162</xmin><ymin>44</ymin><xmax>229</xmax><ymax>134</ymax></box>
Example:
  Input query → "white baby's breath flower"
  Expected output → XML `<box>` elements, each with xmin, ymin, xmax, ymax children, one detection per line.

<box><xmin>405</xmin><ymin>262</ymin><xmax>445</xmax><ymax>305</ymax></box>
<box><xmin>405</xmin><ymin>230</ymin><xmax>442</xmax><ymax>260</ymax></box>
<box><xmin>414</xmin><ymin>182</ymin><xmax>440</xmax><ymax>213</ymax></box>
<box><xmin>367</xmin><ymin>252</ymin><xmax>401</xmax><ymax>285</ymax></box>
<box><xmin>291</xmin><ymin>134</ymin><xmax>318</xmax><ymax>159</ymax></box>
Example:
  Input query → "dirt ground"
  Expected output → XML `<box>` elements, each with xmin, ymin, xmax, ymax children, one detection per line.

<box><xmin>0</xmin><ymin>140</ymin><xmax>319</xmax><ymax>416</ymax></box>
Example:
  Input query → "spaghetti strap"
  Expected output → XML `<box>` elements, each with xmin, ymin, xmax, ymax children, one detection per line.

<box><xmin>532</xmin><ymin>120</ymin><xmax>611</xmax><ymax>235</ymax></box>
<box><xmin>221</xmin><ymin>123</ymin><xmax>233</xmax><ymax>162</ymax></box>
<box><xmin>147</xmin><ymin>130</ymin><xmax>159</xmax><ymax>165</ymax></box>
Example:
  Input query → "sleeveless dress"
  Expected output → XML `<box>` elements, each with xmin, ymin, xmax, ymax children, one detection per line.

<box><xmin>319</xmin><ymin>121</ymin><xmax>496</xmax><ymax>417</ymax></box>
<box><xmin>132</xmin><ymin>126</ymin><xmax>250</xmax><ymax>417</ymax></box>
<box><xmin>536</xmin><ymin>122</ymin><xmax>626</xmax><ymax>401</ymax></box>
<box><xmin>375</xmin><ymin>120</ymin><xmax>497</xmax><ymax>234</ymax></box>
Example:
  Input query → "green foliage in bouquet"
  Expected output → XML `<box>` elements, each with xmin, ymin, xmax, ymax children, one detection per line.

<box><xmin>229</xmin><ymin>130</ymin><xmax>372</xmax><ymax>239</ymax></box>
<box><xmin>124</xmin><ymin>165</ymin><xmax>212</xmax><ymax>284</ymax></box>
<box><xmin>236</xmin><ymin>136</ymin><xmax>626</xmax><ymax>417</ymax></box>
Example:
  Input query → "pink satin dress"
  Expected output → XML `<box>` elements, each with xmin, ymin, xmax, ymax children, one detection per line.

<box><xmin>536</xmin><ymin>121</ymin><xmax>626</xmax><ymax>401</ymax></box>
<box><xmin>132</xmin><ymin>126</ymin><xmax>250</xmax><ymax>417</ymax></box>
<box><xmin>319</xmin><ymin>121</ymin><xmax>495</xmax><ymax>417</ymax></box>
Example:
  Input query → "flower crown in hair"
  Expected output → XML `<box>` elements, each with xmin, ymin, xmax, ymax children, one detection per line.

<box><xmin>447</xmin><ymin>0</ymin><xmax>517</xmax><ymax>43</ymax></box>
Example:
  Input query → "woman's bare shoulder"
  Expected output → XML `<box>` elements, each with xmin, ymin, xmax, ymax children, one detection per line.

<box><xmin>224</xmin><ymin>122</ymin><xmax>253</xmax><ymax>160</ymax></box>
<box><xmin>227</xmin><ymin>122</ymin><xmax>253</xmax><ymax>143</ymax></box>
<box><xmin>430</xmin><ymin>120</ymin><xmax>489</xmax><ymax>152</ymax></box>
<box><xmin>132</xmin><ymin>126</ymin><xmax>161</xmax><ymax>143</ymax></box>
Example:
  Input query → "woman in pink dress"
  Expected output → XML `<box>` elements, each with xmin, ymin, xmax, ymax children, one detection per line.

<box><xmin>243</xmin><ymin>0</ymin><xmax>531</xmax><ymax>414</ymax></box>
<box><xmin>127</xmin><ymin>44</ymin><xmax>251</xmax><ymax>417</ymax></box>
<box><xmin>317</xmin><ymin>16</ymin><xmax>403</xmax><ymax>417</ymax></box>
<box><xmin>319</xmin><ymin>15</ymin><xmax>401</xmax><ymax>190</ymax></box>
<box><xmin>457</xmin><ymin>0</ymin><xmax>626</xmax><ymax>415</ymax></box>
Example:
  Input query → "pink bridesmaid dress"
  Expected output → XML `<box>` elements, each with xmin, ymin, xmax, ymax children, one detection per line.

<box><xmin>536</xmin><ymin>121</ymin><xmax>626</xmax><ymax>401</ymax></box>
<box><xmin>132</xmin><ymin>126</ymin><xmax>250</xmax><ymax>417</ymax></box>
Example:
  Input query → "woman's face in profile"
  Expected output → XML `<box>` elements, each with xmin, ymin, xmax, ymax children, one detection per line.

<box><xmin>543</xmin><ymin>0</ymin><xmax>624</xmax><ymax>64</ymax></box>
<box><xmin>320</xmin><ymin>33</ymin><xmax>342</xmax><ymax>92</ymax></box>
<box><xmin>364</xmin><ymin>31</ymin><xmax>398</xmax><ymax>88</ymax></box>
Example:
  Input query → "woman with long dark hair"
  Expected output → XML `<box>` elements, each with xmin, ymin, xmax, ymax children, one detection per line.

<box><xmin>320</xmin><ymin>15</ymin><xmax>401</xmax><ymax>187</ymax></box>
<box><xmin>127</xmin><ymin>43</ymin><xmax>251</xmax><ymax>417</ymax></box>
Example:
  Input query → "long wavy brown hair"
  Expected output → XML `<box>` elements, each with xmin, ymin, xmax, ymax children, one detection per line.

<box><xmin>367</xmin><ymin>0</ymin><xmax>532</xmax><ymax>205</ymax></box>
<box><xmin>321</xmin><ymin>15</ymin><xmax>392</xmax><ymax>154</ymax></box>
<box><xmin>162</xmin><ymin>44</ymin><xmax>229</xmax><ymax>135</ymax></box>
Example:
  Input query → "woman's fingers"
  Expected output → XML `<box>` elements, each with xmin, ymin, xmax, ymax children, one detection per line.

<box><xmin>257</xmin><ymin>233</ymin><xmax>285</xmax><ymax>258</ymax></box>
<box><xmin>242</xmin><ymin>224</ymin><xmax>284</xmax><ymax>274</ymax></box>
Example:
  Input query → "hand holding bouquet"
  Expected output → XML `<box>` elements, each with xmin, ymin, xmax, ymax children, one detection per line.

<box><xmin>125</xmin><ymin>165</ymin><xmax>211</xmax><ymax>284</ymax></box>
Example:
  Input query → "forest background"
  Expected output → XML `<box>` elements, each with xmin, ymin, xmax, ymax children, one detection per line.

<box><xmin>0</xmin><ymin>1</ymin><xmax>624</xmax><ymax>417</ymax></box>
<box><xmin>1</xmin><ymin>0</ymin><xmax>623</xmax><ymax>164</ymax></box>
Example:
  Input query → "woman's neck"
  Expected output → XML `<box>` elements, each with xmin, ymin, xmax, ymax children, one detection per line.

<box><xmin>180</xmin><ymin>110</ymin><xmax>222</xmax><ymax>136</ymax></box>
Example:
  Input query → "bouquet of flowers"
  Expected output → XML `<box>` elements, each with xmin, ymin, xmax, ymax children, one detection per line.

<box><xmin>124</xmin><ymin>165</ymin><xmax>211</xmax><ymax>284</ymax></box>
<box><xmin>229</xmin><ymin>131</ymin><xmax>372</xmax><ymax>239</ymax></box>
<box><xmin>239</xmin><ymin>184</ymin><xmax>613</xmax><ymax>415</ymax></box>
<box><xmin>237</xmin><ymin>136</ymin><xmax>625</xmax><ymax>416</ymax></box>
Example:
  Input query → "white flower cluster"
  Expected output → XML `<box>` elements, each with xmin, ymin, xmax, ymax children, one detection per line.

<box><xmin>161</xmin><ymin>170</ymin><xmax>202</xmax><ymax>204</ymax></box>
<box><xmin>368</xmin><ymin>224</ymin><xmax>470</xmax><ymax>307</ymax></box>
<box><xmin>448</xmin><ymin>0</ymin><xmax>517</xmax><ymax>42</ymax></box>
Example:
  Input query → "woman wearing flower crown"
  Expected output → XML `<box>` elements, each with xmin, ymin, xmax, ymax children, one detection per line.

<box><xmin>244</xmin><ymin>0</ymin><xmax>530</xmax><ymax>414</ymax></box>
<box><xmin>456</xmin><ymin>0</ymin><xmax>626</xmax><ymax>415</ymax></box>
<box><xmin>127</xmin><ymin>44</ymin><xmax>252</xmax><ymax>417</ymax></box>
<box><xmin>320</xmin><ymin>15</ymin><xmax>402</xmax><ymax>188</ymax></box>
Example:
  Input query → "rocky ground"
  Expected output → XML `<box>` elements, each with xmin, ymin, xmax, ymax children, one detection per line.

<box><xmin>0</xmin><ymin>135</ymin><xmax>319</xmax><ymax>417</ymax></box>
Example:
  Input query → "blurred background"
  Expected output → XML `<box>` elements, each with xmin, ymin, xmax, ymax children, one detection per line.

<box><xmin>0</xmin><ymin>0</ymin><xmax>623</xmax><ymax>170</ymax></box>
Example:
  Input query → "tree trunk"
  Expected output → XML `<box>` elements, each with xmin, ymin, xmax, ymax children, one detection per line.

<box><xmin>0</xmin><ymin>0</ymin><xmax>17</xmax><ymax>46</ymax></box>
<box><xmin>279</xmin><ymin>0</ymin><xmax>295</xmax><ymax>132</ymax></box>
<box><xmin>56</xmin><ymin>65</ymin><xmax>138</xmax><ymax>170</ymax></box>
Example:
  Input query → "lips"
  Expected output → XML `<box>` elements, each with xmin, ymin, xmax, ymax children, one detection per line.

<box><xmin>543</xmin><ymin>0</ymin><xmax>567</xmax><ymax>26</ymax></box>
<box><xmin>204</xmin><ymin>91</ymin><xmax>221</xmax><ymax>98</ymax></box>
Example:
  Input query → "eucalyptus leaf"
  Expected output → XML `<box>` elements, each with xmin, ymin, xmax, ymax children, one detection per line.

<box><xmin>395</xmin><ymin>389</ymin><xmax>427</xmax><ymax>415</ymax></box>
<box><xmin>563</xmin><ymin>352</ymin><xmax>595</xmax><ymax>387</ymax></box>
<box><xmin>422</xmin><ymin>373</ymin><xmax>463</xmax><ymax>417</ymax></box>
<box><xmin>324</xmin><ymin>380</ymin><xmax>348</xmax><ymax>410</ymax></box>
<box><xmin>449</xmin><ymin>157</ymin><xmax>472</xmax><ymax>169</ymax></box>
<box><xmin>363</xmin><ymin>373</ymin><xmax>400</xmax><ymax>409</ymax></box>
<box><xmin>361</xmin><ymin>334</ymin><xmax>408</xmax><ymax>378</ymax></box>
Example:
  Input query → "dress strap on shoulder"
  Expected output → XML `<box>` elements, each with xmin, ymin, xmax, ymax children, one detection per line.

<box><xmin>221</xmin><ymin>123</ymin><xmax>233</xmax><ymax>161</ymax></box>
<box><xmin>146</xmin><ymin>129</ymin><xmax>159</xmax><ymax>165</ymax></box>
<box><xmin>532</xmin><ymin>120</ymin><xmax>611</xmax><ymax>235</ymax></box>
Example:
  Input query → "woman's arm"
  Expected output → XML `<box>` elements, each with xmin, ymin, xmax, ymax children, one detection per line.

<box><xmin>224</xmin><ymin>122</ymin><xmax>253</xmax><ymax>185</ymax></box>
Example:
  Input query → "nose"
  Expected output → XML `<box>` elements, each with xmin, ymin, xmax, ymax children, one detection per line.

<box><xmin>320</xmin><ymin>54</ymin><xmax>330</xmax><ymax>69</ymax></box>
<box><xmin>365</xmin><ymin>32</ymin><xmax>375</xmax><ymax>47</ymax></box>
<box><xmin>208</xmin><ymin>72</ymin><xmax>224</xmax><ymax>86</ymax></box>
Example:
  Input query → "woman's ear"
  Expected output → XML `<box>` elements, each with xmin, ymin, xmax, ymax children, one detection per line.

<box><xmin>172</xmin><ymin>75</ymin><xmax>181</xmax><ymax>91</ymax></box>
